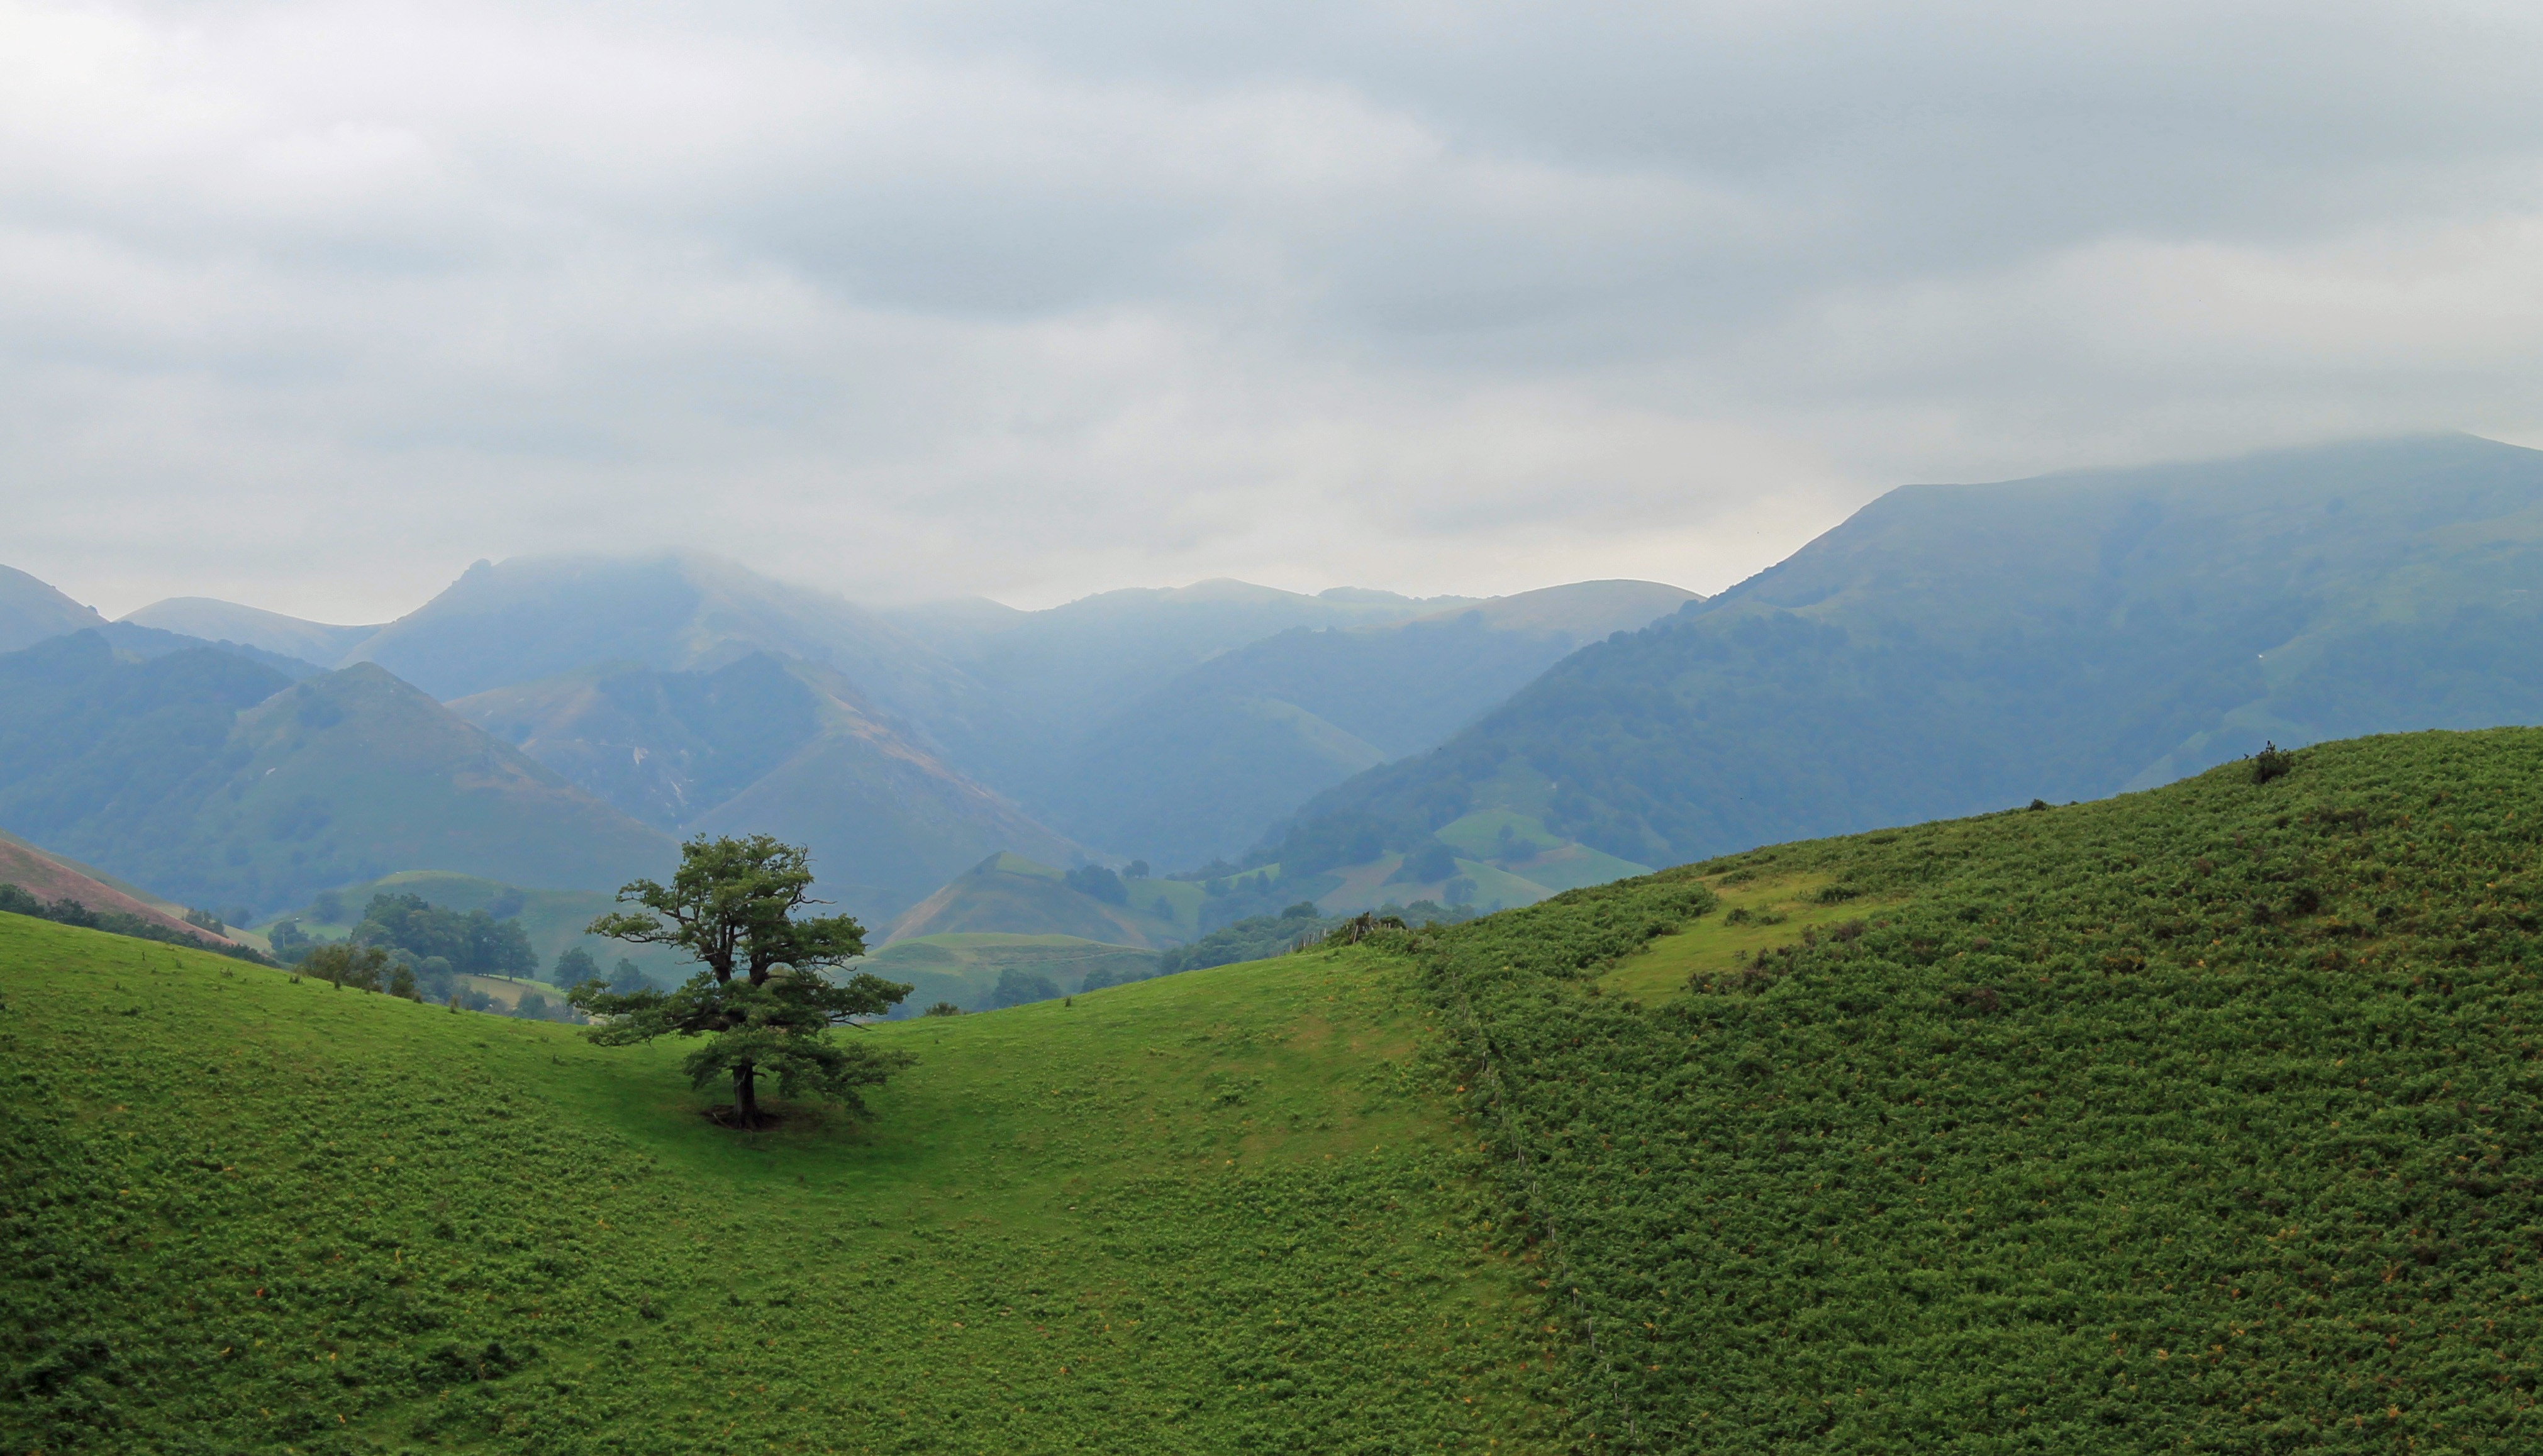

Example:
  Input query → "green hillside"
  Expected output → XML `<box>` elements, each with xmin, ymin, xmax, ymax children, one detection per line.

<box><xmin>0</xmin><ymin>914</ymin><xmax>1551</xmax><ymax>1453</ymax></box>
<box><xmin>1419</xmin><ymin>726</ymin><xmax>2543</xmax><ymax>1450</ymax></box>
<box><xmin>0</xmin><ymin>633</ymin><xmax>674</xmax><ymax>917</ymax></box>
<box><xmin>854</xmin><ymin>931</ymin><xmax>1159</xmax><ymax>1013</ymax></box>
<box><xmin>1271</xmin><ymin>434</ymin><xmax>2543</xmax><ymax>878</ymax></box>
<box><xmin>886</xmin><ymin>853</ymin><xmax>1190</xmax><ymax>947</ymax></box>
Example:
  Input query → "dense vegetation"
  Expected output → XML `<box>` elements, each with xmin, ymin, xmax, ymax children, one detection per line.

<box><xmin>1421</xmin><ymin>727</ymin><xmax>2543</xmax><ymax>1451</ymax></box>
<box><xmin>0</xmin><ymin>881</ymin><xmax>269</xmax><ymax>964</ymax></box>
<box><xmin>1</xmin><ymin>913</ymin><xmax>1552</xmax><ymax>1453</ymax></box>
<box><xmin>1272</xmin><ymin>435</ymin><xmax>2543</xmax><ymax>874</ymax></box>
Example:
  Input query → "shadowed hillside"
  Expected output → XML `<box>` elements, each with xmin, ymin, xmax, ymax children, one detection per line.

<box><xmin>1272</xmin><ymin>434</ymin><xmax>2543</xmax><ymax>875</ymax></box>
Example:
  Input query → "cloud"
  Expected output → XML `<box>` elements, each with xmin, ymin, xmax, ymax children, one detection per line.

<box><xmin>4</xmin><ymin>0</ymin><xmax>2543</xmax><ymax>620</ymax></box>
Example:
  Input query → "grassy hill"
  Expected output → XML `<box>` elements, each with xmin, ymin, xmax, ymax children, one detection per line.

<box><xmin>1269</xmin><ymin>433</ymin><xmax>2543</xmax><ymax>880</ymax></box>
<box><xmin>1416</xmin><ymin>726</ymin><xmax>2543</xmax><ymax>1449</ymax></box>
<box><xmin>886</xmin><ymin>853</ymin><xmax>1192</xmax><ymax>947</ymax></box>
<box><xmin>0</xmin><ymin>913</ymin><xmax>1553</xmax><ymax>1453</ymax></box>
<box><xmin>854</xmin><ymin>931</ymin><xmax>1159</xmax><ymax>1013</ymax></box>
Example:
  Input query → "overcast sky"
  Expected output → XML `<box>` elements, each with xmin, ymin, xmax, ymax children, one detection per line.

<box><xmin>7</xmin><ymin>0</ymin><xmax>2543</xmax><ymax>621</ymax></box>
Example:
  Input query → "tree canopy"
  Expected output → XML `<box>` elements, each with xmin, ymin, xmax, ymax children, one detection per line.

<box><xmin>572</xmin><ymin>835</ymin><xmax>911</xmax><ymax>1126</ymax></box>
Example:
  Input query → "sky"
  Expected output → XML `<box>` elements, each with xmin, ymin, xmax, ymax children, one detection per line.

<box><xmin>7</xmin><ymin>0</ymin><xmax>2543</xmax><ymax>623</ymax></box>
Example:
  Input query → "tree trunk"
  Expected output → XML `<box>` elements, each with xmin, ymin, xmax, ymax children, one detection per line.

<box><xmin>735</xmin><ymin>1060</ymin><xmax>760</xmax><ymax>1126</ymax></box>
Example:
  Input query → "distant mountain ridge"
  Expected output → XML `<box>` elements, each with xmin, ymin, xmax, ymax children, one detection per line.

<box><xmin>451</xmin><ymin>653</ymin><xmax>1080</xmax><ymax>923</ymax></box>
<box><xmin>1271</xmin><ymin>433</ymin><xmax>2543</xmax><ymax>875</ymax></box>
<box><xmin>0</xmin><ymin>565</ymin><xmax>106</xmax><ymax>652</ymax></box>
<box><xmin>0</xmin><ymin>630</ymin><xmax>672</xmax><ymax>914</ymax></box>
<box><xmin>122</xmin><ymin>597</ymin><xmax>383</xmax><ymax>665</ymax></box>
<box><xmin>1033</xmin><ymin>579</ymin><xmax>1698</xmax><ymax>865</ymax></box>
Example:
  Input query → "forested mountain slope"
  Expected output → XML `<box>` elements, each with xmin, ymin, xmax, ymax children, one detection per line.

<box><xmin>1417</xmin><ymin>726</ymin><xmax>2543</xmax><ymax>1450</ymax></box>
<box><xmin>1274</xmin><ymin>434</ymin><xmax>2543</xmax><ymax>872</ymax></box>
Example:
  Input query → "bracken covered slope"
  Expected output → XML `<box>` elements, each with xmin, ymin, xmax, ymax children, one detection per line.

<box><xmin>1425</xmin><ymin>726</ymin><xmax>2543</xmax><ymax>1452</ymax></box>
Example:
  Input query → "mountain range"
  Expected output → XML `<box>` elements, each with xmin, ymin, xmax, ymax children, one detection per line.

<box><xmin>1269</xmin><ymin>432</ymin><xmax>2543</xmax><ymax>879</ymax></box>
<box><xmin>14</xmin><ymin>432</ymin><xmax>2543</xmax><ymax>941</ymax></box>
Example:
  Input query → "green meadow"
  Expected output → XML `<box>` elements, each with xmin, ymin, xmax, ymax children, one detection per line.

<box><xmin>1</xmin><ymin>923</ymin><xmax>1554</xmax><ymax>1454</ymax></box>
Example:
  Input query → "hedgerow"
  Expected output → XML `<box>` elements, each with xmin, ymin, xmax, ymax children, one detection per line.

<box><xmin>1425</xmin><ymin>728</ymin><xmax>2543</xmax><ymax>1452</ymax></box>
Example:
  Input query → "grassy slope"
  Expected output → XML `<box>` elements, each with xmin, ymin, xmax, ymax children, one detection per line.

<box><xmin>1</xmin><ymin>917</ymin><xmax>1554</xmax><ymax>1454</ymax></box>
<box><xmin>856</xmin><ymin>931</ymin><xmax>1159</xmax><ymax>1012</ymax></box>
<box><xmin>1427</xmin><ymin>727</ymin><xmax>2543</xmax><ymax>1452</ymax></box>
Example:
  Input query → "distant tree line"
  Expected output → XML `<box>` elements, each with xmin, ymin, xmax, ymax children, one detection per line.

<box><xmin>0</xmin><ymin>883</ymin><xmax>272</xmax><ymax>965</ymax></box>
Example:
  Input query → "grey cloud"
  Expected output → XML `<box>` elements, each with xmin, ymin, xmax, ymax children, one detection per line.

<box><xmin>4</xmin><ymin>1</ymin><xmax>2542</xmax><ymax>620</ymax></box>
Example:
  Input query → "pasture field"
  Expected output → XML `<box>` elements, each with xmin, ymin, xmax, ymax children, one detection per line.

<box><xmin>1</xmin><ymin>920</ymin><xmax>1555</xmax><ymax>1454</ymax></box>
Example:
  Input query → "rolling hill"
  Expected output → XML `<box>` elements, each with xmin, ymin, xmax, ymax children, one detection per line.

<box><xmin>852</xmin><ymin>931</ymin><xmax>1159</xmax><ymax>1013</ymax></box>
<box><xmin>0</xmin><ymin>631</ymin><xmax>673</xmax><ymax>917</ymax></box>
<box><xmin>11</xmin><ymin>725</ymin><xmax>2542</xmax><ymax>1450</ymax></box>
<box><xmin>450</xmin><ymin>653</ymin><xmax>1081</xmax><ymax>924</ymax></box>
<box><xmin>0</xmin><ymin>830</ymin><xmax>242</xmax><ymax>947</ymax></box>
<box><xmin>1416</xmin><ymin>725</ymin><xmax>2543</xmax><ymax>1449</ymax></box>
<box><xmin>1265</xmin><ymin>433</ymin><xmax>2543</xmax><ymax>885</ymax></box>
<box><xmin>0</xmin><ymin>911</ymin><xmax>1549</xmax><ymax>1453</ymax></box>
<box><xmin>884</xmin><ymin>852</ymin><xmax>1191</xmax><ymax>946</ymax></box>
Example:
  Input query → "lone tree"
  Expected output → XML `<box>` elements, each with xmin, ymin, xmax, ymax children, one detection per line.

<box><xmin>569</xmin><ymin>835</ymin><xmax>913</xmax><ymax>1127</ymax></box>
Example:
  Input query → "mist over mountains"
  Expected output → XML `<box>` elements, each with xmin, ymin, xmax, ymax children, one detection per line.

<box><xmin>9</xmin><ymin>433</ymin><xmax>2543</xmax><ymax>942</ymax></box>
<box><xmin>1272</xmin><ymin>433</ymin><xmax>2543</xmax><ymax>877</ymax></box>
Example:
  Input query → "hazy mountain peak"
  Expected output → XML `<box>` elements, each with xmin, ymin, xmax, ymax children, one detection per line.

<box><xmin>121</xmin><ymin>597</ymin><xmax>383</xmax><ymax>666</ymax></box>
<box><xmin>0</xmin><ymin>564</ymin><xmax>108</xmax><ymax>653</ymax></box>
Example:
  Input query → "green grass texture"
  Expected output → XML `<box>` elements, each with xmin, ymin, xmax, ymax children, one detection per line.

<box><xmin>1428</xmin><ymin>726</ymin><xmax>2543</xmax><ymax>1452</ymax></box>
<box><xmin>2</xmin><ymin>928</ymin><xmax>1555</xmax><ymax>1453</ymax></box>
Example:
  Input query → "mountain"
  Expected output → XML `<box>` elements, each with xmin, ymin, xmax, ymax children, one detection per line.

<box><xmin>883</xmin><ymin>578</ymin><xmax>1483</xmax><ymax>747</ymax></box>
<box><xmin>0</xmin><ymin>631</ymin><xmax>673</xmax><ymax>914</ymax></box>
<box><xmin>1037</xmin><ymin>580</ymin><xmax>1696</xmax><ymax>865</ymax></box>
<box><xmin>448</xmin><ymin>653</ymin><xmax>1080</xmax><ymax>923</ymax></box>
<box><xmin>121</xmin><ymin>597</ymin><xmax>383</xmax><ymax>664</ymax></box>
<box><xmin>347</xmin><ymin>553</ymin><xmax>1012</xmax><ymax>768</ymax></box>
<box><xmin>1266</xmin><ymin>433</ymin><xmax>2543</xmax><ymax>878</ymax></box>
<box><xmin>0</xmin><ymin>564</ymin><xmax>106</xmax><ymax>652</ymax></box>
<box><xmin>0</xmin><ymin>829</ymin><xmax>242</xmax><ymax>946</ymax></box>
<box><xmin>883</xmin><ymin>852</ymin><xmax>1190</xmax><ymax>946</ymax></box>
